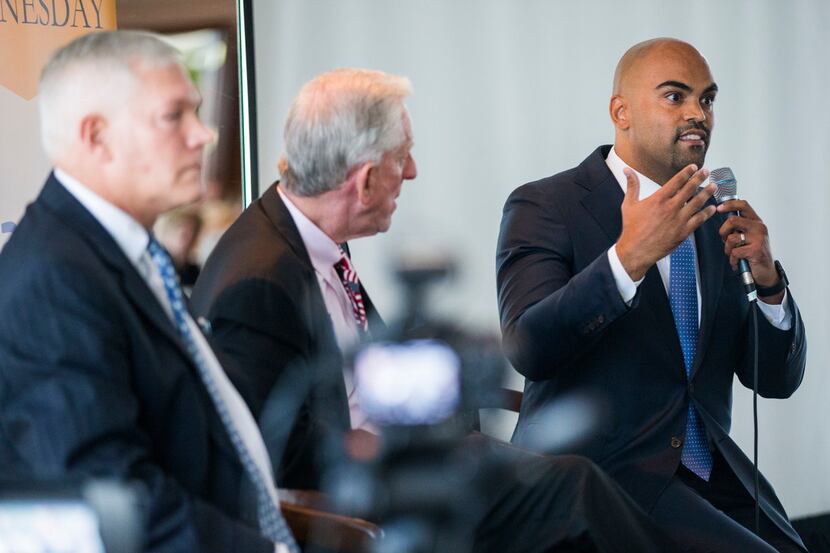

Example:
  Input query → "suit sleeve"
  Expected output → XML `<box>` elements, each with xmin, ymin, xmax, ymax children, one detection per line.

<box><xmin>0</xmin><ymin>259</ymin><xmax>272</xmax><ymax>553</ymax></box>
<box><xmin>496</xmin><ymin>184</ymin><xmax>634</xmax><ymax>381</ymax></box>
<box><xmin>735</xmin><ymin>290</ymin><xmax>806</xmax><ymax>398</ymax></box>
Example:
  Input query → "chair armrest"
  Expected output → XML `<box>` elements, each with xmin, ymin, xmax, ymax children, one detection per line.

<box><xmin>279</xmin><ymin>489</ymin><xmax>380</xmax><ymax>552</ymax></box>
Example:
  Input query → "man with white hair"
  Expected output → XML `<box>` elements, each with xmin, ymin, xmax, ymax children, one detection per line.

<box><xmin>191</xmin><ymin>68</ymin><xmax>677</xmax><ymax>552</ymax></box>
<box><xmin>0</xmin><ymin>31</ymin><xmax>297</xmax><ymax>553</ymax></box>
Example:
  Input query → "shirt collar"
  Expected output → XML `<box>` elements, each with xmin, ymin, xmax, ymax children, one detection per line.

<box><xmin>605</xmin><ymin>146</ymin><xmax>662</xmax><ymax>201</ymax></box>
<box><xmin>278</xmin><ymin>187</ymin><xmax>344</xmax><ymax>277</ymax></box>
<box><xmin>54</xmin><ymin>168</ymin><xmax>149</xmax><ymax>267</ymax></box>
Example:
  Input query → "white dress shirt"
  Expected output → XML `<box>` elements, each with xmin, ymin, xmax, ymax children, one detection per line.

<box><xmin>603</xmin><ymin>148</ymin><xmax>791</xmax><ymax>330</ymax></box>
<box><xmin>55</xmin><ymin>169</ymin><xmax>288</xmax><ymax>553</ymax></box>
<box><xmin>278</xmin><ymin>188</ymin><xmax>375</xmax><ymax>431</ymax></box>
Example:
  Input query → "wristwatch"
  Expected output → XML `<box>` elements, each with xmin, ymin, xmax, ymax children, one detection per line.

<box><xmin>756</xmin><ymin>260</ymin><xmax>789</xmax><ymax>298</ymax></box>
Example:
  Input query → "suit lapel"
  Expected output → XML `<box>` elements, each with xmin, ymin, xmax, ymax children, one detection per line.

<box><xmin>39</xmin><ymin>175</ymin><xmax>188</xmax><ymax>355</ymax></box>
<box><xmin>691</xmin><ymin>205</ymin><xmax>725</xmax><ymax>378</ymax></box>
<box><xmin>259</xmin><ymin>184</ymin><xmax>355</xmax><ymax>426</ymax></box>
<box><xmin>260</xmin><ymin>184</ymin><xmax>343</xmax><ymax>343</ymax></box>
<box><xmin>577</xmin><ymin>146</ymin><xmax>625</xmax><ymax>244</ymax></box>
<box><xmin>575</xmin><ymin>150</ymin><xmax>688</xmax><ymax>377</ymax></box>
<box><xmin>359</xmin><ymin>281</ymin><xmax>386</xmax><ymax>338</ymax></box>
<box><xmin>261</xmin><ymin>184</ymin><xmax>315</xmax><ymax>268</ymax></box>
<box><xmin>40</xmin><ymin>174</ymin><xmax>130</xmax><ymax>273</ymax></box>
<box><xmin>120</xmin><ymin>269</ymin><xmax>190</xmax><ymax>352</ymax></box>
<box><xmin>264</xmin><ymin>184</ymin><xmax>388</xmax><ymax>338</ymax></box>
<box><xmin>642</xmin><ymin>265</ymin><xmax>687</xmax><ymax>372</ymax></box>
<box><xmin>40</xmin><ymin>174</ymin><xmax>239</xmax><ymax>457</ymax></box>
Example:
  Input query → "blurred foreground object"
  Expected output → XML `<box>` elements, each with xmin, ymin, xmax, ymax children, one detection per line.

<box><xmin>0</xmin><ymin>479</ymin><xmax>143</xmax><ymax>553</ymax></box>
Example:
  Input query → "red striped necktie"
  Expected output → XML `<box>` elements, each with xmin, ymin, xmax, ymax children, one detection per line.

<box><xmin>334</xmin><ymin>248</ymin><xmax>368</xmax><ymax>333</ymax></box>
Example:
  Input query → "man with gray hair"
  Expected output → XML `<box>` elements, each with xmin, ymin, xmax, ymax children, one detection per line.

<box><xmin>0</xmin><ymin>31</ymin><xmax>297</xmax><ymax>553</ymax></box>
<box><xmin>191</xmin><ymin>68</ymin><xmax>677</xmax><ymax>552</ymax></box>
<box><xmin>192</xmin><ymin>68</ymin><xmax>417</xmax><ymax>490</ymax></box>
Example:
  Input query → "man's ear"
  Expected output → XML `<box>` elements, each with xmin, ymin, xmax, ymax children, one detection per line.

<box><xmin>610</xmin><ymin>95</ymin><xmax>630</xmax><ymax>130</ymax></box>
<box><xmin>78</xmin><ymin>114</ymin><xmax>111</xmax><ymax>161</ymax></box>
<box><xmin>352</xmin><ymin>162</ymin><xmax>375</xmax><ymax>206</ymax></box>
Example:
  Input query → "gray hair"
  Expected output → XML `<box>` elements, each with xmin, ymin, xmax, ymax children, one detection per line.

<box><xmin>38</xmin><ymin>30</ymin><xmax>183</xmax><ymax>160</ymax></box>
<box><xmin>278</xmin><ymin>68</ymin><xmax>412</xmax><ymax>197</ymax></box>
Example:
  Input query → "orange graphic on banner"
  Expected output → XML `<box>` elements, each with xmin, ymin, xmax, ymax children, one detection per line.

<box><xmin>0</xmin><ymin>0</ymin><xmax>117</xmax><ymax>100</ymax></box>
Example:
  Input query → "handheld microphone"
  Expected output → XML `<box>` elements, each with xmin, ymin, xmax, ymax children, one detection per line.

<box><xmin>710</xmin><ymin>168</ymin><xmax>757</xmax><ymax>303</ymax></box>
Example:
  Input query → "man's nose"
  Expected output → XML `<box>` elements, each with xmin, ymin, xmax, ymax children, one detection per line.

<box><xmin>188</xmin><ymin>115</ymin><xmax>215</xmax><ymax>149</ymax></box>
<box><xmin>683</xmin><ymin>100</ymin><xmax>707</xmax><ymax>123</ymax></box>
<box><xmin>404</xmin><ymin>154</ymin><xmax>417</xmax><ymax>180</ymax></box>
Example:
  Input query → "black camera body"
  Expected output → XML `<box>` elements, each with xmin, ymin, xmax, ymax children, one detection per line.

<box><xmin>323</xmin><ymin>313</ymin><xmax>507</xmax><ymax>553</ymax></box>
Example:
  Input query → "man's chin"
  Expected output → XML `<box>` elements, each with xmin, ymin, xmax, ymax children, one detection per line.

<box><xmin>376</xmin><ymin>220</ymin><xmax>392</xmax><ymax>234</ymax></box>
<box><xmin>673</xmin><ymin>148</ymin><xmax>707</xmax><ymax>171</ymax></box>
<box><xmin>167</xmin><ymin>181</ymin><xmax>204</xmax><ymax>212</ymax></box>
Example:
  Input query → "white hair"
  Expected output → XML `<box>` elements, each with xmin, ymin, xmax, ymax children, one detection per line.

<box><xmin>278</xmin><ymin>68</ymin><xmax>412</xmax><ymax>197</ymax></box>
<box><xmin>38</xmin><ymin>30</ymin><xmax>183</xmax><ymax>160</ymax></box>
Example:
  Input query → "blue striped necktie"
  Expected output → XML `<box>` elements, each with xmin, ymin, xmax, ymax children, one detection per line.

<box><xmin>147</xmin><ymin>237</ymin><xmax>299</xmax><ymax>551</ymax></box>
<box><xmin>669</xmin><ymin>237</ymin><xmax>714</xmax><ymax>481</ymax></box>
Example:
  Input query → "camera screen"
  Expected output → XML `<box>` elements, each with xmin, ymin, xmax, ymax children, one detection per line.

<box><xmin>354</xmin><ymin>340</ymin><xmax>461</xmax><ymax>426</ymax></box>
<box><xmin>0</xmin><ymin>499</ymin><xmax>105</xmax><ymax>553</ymax></box>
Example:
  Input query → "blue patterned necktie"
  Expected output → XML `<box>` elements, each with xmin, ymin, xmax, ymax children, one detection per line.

<box><xmin>147</xmin><ymin>237</ymin><xmax>299</xmax><ymax>552</ymax></box>
<box><xmin>669</xmin><ymin>237</ymin><xmax>714</xmax><ymax>481</ymax></box>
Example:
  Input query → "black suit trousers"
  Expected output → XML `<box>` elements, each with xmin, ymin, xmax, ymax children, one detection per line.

<box><xmin>462</xmin><ymin>435</ymin><xmax>676</xmax><ymax>553</ymax></box>
<box><xmin>651</xmin><ymin>451</ymin><xmax>802</xmax><ymax>552</ymax></box>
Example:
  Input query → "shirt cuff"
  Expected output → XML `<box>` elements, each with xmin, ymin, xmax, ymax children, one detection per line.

<box><xmin>756</xmin><ymin>289</ymin><xmax>792</xmax><ymax>330</ymax></box>
<box><xmin>608</xmin><ymin>245</ymin><xmax>644</xmax><ymax>305</ymax></box>
<box><xmin>276</xmin><ymin>543</ymin><xmax>290</xmax><ymax>553</ymax></box>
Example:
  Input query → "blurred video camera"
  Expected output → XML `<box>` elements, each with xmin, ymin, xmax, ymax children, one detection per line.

<box><xmin>322</xmin><ymin>257</ymin><xmax>509</xmax><ymax>553</ymax></box>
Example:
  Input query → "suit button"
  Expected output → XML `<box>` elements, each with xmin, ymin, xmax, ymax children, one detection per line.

<box><xmin>671</xmin><ymin>437</ymin><xmax>683</xmax><ymax>449</ymax></box>
<box><xmin>597</xmin><ymin>315</ymin><xmax>604</xmax><ymax>324</ymax></box>
<box><xmin>688</xmin><ymin>382</ymin><xmax>695</xmax><ymax>393</ymax></box>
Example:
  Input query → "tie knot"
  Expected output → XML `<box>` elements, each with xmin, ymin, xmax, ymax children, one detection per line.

<box><xmin>334</xmin><ymin>250</ymin><xmax>355</xmax><ymax>278</ymax></box>
<box><xmin>147</xmin><ymin>235</ymin><xmax>169</xmax><ymax>262</ymax></box>
<box><xmin>146</xmin><ymin>236</ymin><xmax>182</xmax><ymax>292</ymax></box>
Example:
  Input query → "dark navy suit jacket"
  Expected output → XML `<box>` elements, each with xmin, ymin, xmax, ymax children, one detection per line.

<box><xmin>0</xmin><ymin>174</ymin><xmax>272</xmax><ymax>552</ymax></box>
<box><xmin>497</xmin><ymin>146</ymin><xmax>807</xmax><ymax>547</ymax></box>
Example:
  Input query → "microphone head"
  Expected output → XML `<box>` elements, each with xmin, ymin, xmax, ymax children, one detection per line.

<box><xmin>710</xmin><ymin>167</ymin><xmax>738</xmax><ymax>203</ymax></box>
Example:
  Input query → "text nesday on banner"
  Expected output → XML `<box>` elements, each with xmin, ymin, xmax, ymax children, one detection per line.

<box><xmin>0</xmin><ymin>0</ymin><xmax>118</xmax><ymax>101</ymax></box>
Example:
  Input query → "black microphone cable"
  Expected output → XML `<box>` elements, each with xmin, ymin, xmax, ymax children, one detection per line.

<box><xmin>751</xmin><ymin>300</ymin><xmax>760</xmax><ymax>534</ymax></box>
<box><xmin>710</xmin><ymin>167</ymin><xmax>761</xmax><ymax>534</ymax></box>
